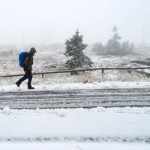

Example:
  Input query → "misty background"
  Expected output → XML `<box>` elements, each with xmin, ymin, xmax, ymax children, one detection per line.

<box><xmin>0</xmin><ymin>0</ymin><xmax>150</xmax><ymax>86</ymax></box>
<box><xmin>0</xmin><ymin>0</ymin><xmax>149</xmax><ymax>50</ymax></box>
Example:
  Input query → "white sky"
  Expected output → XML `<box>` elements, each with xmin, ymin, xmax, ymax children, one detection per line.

<box><xmin>0</xmin><ymin>0</ymin><xmax>149</xmax><ymax>46</ymax></box>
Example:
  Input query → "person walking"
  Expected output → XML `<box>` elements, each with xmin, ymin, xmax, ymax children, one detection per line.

<box><xmin>16</xmin><ymin>47</ymin><xmax>37</xmax><ymax>89</ymax></box>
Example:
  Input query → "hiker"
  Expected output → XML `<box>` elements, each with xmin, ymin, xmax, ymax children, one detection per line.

<box><xmin>16</xmin><ymin>47</ymin><xmax>37</xmax><ymax>89</ymax></box>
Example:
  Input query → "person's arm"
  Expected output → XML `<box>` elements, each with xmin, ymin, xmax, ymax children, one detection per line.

<box><xmin>24</xmin><ymin>56</ymin><xmax>29</xmax><ymax>66</ymax></box>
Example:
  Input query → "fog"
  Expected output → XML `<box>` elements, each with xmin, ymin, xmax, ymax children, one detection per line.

<box><xmin>0</xmin><ymin>0</ymin><xmax>149</xmax><ymax>47</ymax></box>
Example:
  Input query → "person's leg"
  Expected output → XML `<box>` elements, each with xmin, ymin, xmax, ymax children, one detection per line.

<box><xmin>27</xmin><ymin>71</ymin><xmax>34</xmax><ymax>89</ymax></box>
<box><xmin>16</xmin><ymin>73</ymin><xmax>28</xmax><ymax>87</ymax></box>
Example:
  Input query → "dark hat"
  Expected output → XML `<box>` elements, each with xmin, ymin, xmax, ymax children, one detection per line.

<box><xmin>30</xmin><ymin>47</ymin><xmax>37</xmax><ymax>53</ymax></box>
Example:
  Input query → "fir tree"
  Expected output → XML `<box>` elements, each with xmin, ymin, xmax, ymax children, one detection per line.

<box><xmin>65</xmin><ymin>30</ymin><xmax>93</xmax><ymax>70</ymax></box>
<box><xmin>106</xmin><ymin>25</ymin><xmax>122</xmax><ymax>55</ymax></box>
<box><xmin>92</xmin><ymin>26</ymin><xmax>135</xmax><ymax>56</ymax></box>
<box><xmin>93</xmin><ymin>43</ymin><xmax>105</xmax><ymax>55</ymax></box>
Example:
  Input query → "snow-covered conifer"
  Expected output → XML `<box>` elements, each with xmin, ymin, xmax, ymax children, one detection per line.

<box><xmin>65</xmin><ymin>30</ymin><xmax>93</xmax><ymax>70</ymax></box>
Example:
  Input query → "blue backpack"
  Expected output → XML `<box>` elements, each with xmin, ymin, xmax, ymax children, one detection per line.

<box><xmin>19</xmin><ymin>52</ymin><xmax>27</xmax><ymax>67</ymax></box>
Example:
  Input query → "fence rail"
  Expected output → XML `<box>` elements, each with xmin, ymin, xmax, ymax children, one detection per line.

<box><xmin>0</xmin><ymin>67</ymin><xmax>150</xmax><ymax>78</ymax></box>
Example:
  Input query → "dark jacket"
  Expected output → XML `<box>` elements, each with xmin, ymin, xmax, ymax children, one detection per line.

<box><xmin>23</xmin><ymin>52</ymin><xmax>34</xmax><ymax>71</ymax></box>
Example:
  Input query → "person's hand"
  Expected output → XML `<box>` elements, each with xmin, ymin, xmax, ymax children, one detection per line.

<box><xmin>24</xmin><ymin>70</ymin><xmax>27</xmax><ymax>73</ymax></box>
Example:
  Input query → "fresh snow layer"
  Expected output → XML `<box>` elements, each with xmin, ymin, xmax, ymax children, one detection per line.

<box><xmin>0</xmin><ymin>142</ymin><xmax>150</xmax><ymax>150</ymax></box>
<box><xmin>0</xmin><ymin>107</ymin><xmax>150</xmax><ymax>142</ymax></box>
<box><xmin>0</xmin><ymin>82</ymin><xmax>150</xmax><ymax>92</ymax></box>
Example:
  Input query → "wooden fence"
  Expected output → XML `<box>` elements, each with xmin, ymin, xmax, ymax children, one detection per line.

<box><xmin>0</xmin><ymin>67</ymin><xmax>150</xmax><ymax>78</ymax></box>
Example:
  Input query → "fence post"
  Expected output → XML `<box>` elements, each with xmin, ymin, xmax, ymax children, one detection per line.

<box><xmin>42</xmin><ymin>74</ymin><xmax>44</xmax><ymax>78</ymax></box>
<box><xmin>102</xmin><ymin>69</ymin><xmax>104</xmax><ymax>74</ymax></box>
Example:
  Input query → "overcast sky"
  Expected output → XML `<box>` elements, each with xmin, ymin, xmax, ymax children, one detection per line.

<box><xmin>0</xmin><ymin>0</ymin><xmax>149</xmax><ymax>46</ymax></box>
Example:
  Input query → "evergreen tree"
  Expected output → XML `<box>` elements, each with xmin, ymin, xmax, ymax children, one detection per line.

<box><xmin>105</xmin><ymin>26</ymin><xmax>122</xmax><ymax>55</ymax></box>
<box><xmin>122</xmin><ymin>41</ymin><xmax>135</xmax><ymax>54</ymax></box>
<box><xmin>92</xmin><ymin>43</ymin><xmax>105</xmax><ymax>55</ymax></box>
<box><xmin>92</xmin><ymin>26</ymin><xmax>135</xmax><ymax>56</ymax></box>
<box><xmin>65</xmin><ymin>30</ymin><xmax>93</xmax><ymax>70</ymax></box>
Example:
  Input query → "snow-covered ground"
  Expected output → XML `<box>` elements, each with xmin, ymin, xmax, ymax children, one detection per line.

<box><xmin>0</xmin><ymin>107</ymin><xmax>150</xmax><ymax>149</ymax></box>
<box><xmin>0</xmin><ymin>107</ymin><xmax>150</xmax><ymax>141</ymax></box>
<box><xmin>1</xmin><ymin>142</ymin><xmax>150</xmax><ymax>150</ymax></box>
<box><xmin>0</xmin><ymin>48</ymin><xmax>150</xmax><ymax>149</ymax></box>
<box><xmin>0</xmin><ymin>82</ymin><xmax>150</xmax><ymax>92</ymax></box>
<box><xmin>0</xmin><ymin>82</ymin><xmax>150</xmax><ymax>150</ymax></box>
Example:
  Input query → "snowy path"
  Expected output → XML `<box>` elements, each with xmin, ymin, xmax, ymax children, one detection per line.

<box><xmin>0</xmin><ymin>88</ymin><xmax>150</xmax><ymax>109</ymax></box>
<box><xmin>1</xmin><ymin>142</ymin><xmax>150</xmax><ymax>150</ymax></box>
<box><xmin>0</xmin><ymin>107</ymin><xmax>150</xmax><ymax>143</ymax></box>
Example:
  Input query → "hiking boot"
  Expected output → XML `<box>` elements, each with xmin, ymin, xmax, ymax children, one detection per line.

<box><xmin>28</xmin><ymin>86</ymin><xmax>35</xmax><ymax>89</ymax></box>
<box><xmin>16</xmin><ymin>82</ymin><xmax>20</xmax><ymax>87</ymax></box>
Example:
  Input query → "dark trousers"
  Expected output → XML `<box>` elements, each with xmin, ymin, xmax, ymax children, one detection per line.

<box><xmin>17</xmin><ymin>71</ymin><xmax>33</xmax><ymax>88</ymax></box>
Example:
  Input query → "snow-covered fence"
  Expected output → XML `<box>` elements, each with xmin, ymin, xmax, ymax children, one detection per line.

<box><xmin>0</xmin><ymin>67</ymin><xmax>150</xmax><ymax>78</ymax></box>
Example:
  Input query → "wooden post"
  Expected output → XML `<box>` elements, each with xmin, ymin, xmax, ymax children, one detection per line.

<box><xmin>42</xmin><ymin>74</ymin><xmax>44</xmax><ymax>78</ymax></box>
<box><xmin>71</xmin><ymin>71</ymin><xmax>78</xmax><ymax>76</ymax></box>
<box><xmin>102</xmin><ymin>69</ymin><xmax>104</xmax><ymax>74</ymax></box>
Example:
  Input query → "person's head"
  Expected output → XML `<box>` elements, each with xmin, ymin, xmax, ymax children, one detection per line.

<box><xmin>30</xmin><ymin>47</ymin><xmax>36</xmax><ymax>56</ymax></box>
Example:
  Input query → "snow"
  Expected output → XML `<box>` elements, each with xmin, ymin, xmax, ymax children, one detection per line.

<box><xmin>0</xmin><ymin>107</ymin><xmax>150</xmax><ymax>140</ymax></box>
<box><xmin>0</xmin><ymin>142</ymin><xmax>150</xmax><ymax>150</ymax></box>
<box><xmin>0</xmin><ymin>49</ymin><xmax>150</xmax><ymax>149</ymax></box>
<box><xmin>143</xmin><ymin>69</ymin><xmax>150</xmax><ymax>73</ymax></box>
<box><xmin>0</xmin><ymin>82</ymin><xmax>150</xmax><ymax>92</ymax></box>
<box><xmin>0</xmin><ymin>107</ymin><xmax>150</xmax><ymax>149</ymax></box>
